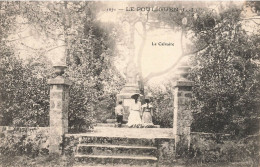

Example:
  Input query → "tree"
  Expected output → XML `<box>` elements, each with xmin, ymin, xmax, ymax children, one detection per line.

<box><xmin>0</xmin><ymin>2</ymin><xmax>52</xmax><ymax>126</ymax></box>
<box><xmin>0</xmin><ymin>2</ymin><xmax>124</xmax><ymax>130</ymax></box>
<box><xmin>189</xmin><ymin>6</ymin><xmax>260</xmax><ymax>136</ymax></box>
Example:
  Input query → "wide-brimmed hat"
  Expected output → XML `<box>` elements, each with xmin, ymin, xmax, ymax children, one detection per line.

<box><xmin>131</xmin><ymin>93</ymin><xmax>141</xmax><ymax>99</ymax></box>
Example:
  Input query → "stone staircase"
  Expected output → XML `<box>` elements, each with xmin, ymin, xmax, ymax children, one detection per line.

<box><xmin>73</xmin><ymin>136</ymin><xmax>159</xmax><ymax>166</ymax></box>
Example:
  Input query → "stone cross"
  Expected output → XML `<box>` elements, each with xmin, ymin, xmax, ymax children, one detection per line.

<box><xmin>124</xmin><ymin>61</ymin><xmax>139</xmax><ymax>86</ymax></box>
<box><xmin>116</xmin><ymin>21</ymin><xmax>141</xmax><ymax>122</ymax></box>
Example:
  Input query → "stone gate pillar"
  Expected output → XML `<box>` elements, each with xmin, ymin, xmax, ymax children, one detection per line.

<box><xmin>48</xmin><ymin>66</ymin><xmax>72</xmax><ymax>154</ymax></box>
<box><xmin>173</xmin><ymin>80</ymin><xmax>193</xmax><ymax>155</ymax></box>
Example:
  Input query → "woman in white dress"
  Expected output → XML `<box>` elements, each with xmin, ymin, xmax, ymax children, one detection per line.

<box><xmin>127</xmin><ymin>94</ymin><xmax>142</xmax><ymax>127</ymax></box>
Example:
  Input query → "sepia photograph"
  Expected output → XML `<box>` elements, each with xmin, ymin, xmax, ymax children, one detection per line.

<box><xmin>0</xmin><ymin>1</ymin><xmax>259</xmax><ymax>167</ymax></box>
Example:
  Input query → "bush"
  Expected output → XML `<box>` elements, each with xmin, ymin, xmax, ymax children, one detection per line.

<box><xmin>0</xmin><ymin>53</ymin><xmax>51</xmax><ymax>127</ymax></box>
<box><xmin>66</xmin><ymin>64</ymin><xmax>123</xmax><ymax>133</ymax></box>
<box><xmin>148</xmin><ymin>85</ymin><xmax>174</xmax><ymax>128</ymax></box>
<box><xmin>93</xmin><ymin>94</ymin><xmax>118</xmax><ymax>123</ymax></box>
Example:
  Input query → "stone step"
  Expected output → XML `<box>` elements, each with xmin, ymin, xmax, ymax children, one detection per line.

<box><xmin>79</xmin><ymin>136</ymin><xmax>157</xmax><ymax>147</ymax></box>
<box><xmin>74</xmin><ymin>154</ymin><xmax>157</xmax><ymax>166</ymax></box>
<box><xmin>95</xmin><ymin>123</ymin><xmax>160</xmax><ymax>128</ymax></box>
<box><xmin>77</xmin><ymin>144</ymin><xmax>157</xmax><ymax>156</ymax></box>
<box><xmin>95</xmin><ymin>123</ymin><xmax>128</xmax><ymax>128</ymax></box>
<box><xmin>73</xmin><ymin>165</ymin><xmax>154</xmax><ymax>167</ymax></box>
<box><xmin>73</xmin><ymin>164</ymin><xmax>159</xmax><ymax>167</ymax></box>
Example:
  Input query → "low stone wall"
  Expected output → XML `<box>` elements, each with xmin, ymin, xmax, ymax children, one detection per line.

<box><xmin>189</xmin><ymin>132</ymin><xmax>233</xmax><ymax>162</ymax></box>
<box><xmin>191</xmin><ymin>132</ymin><xmax>231</xmax><ymax>141</ymax></box>
<box><xmin>0</xmin><ymin>126</ymin><xmax>49</xmax><ymax>134</ymax></box>
<box><xmin>0</xmin><ymin>126</ymin><xmax>50</xmax><ymax>156</ymax></box>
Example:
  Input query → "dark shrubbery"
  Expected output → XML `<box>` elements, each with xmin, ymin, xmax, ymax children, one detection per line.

<box><xmin>148</xmin><ymin>85</ymin><xmax>174</xmax><ymax>128</ymax></box>
<box><xmin>0</xmin><ymin>53</ymin><xmax>51</xmax><ymax>127</ymax></box>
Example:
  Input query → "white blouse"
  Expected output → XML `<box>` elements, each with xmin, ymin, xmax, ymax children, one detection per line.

<box><xmin>130</xmin><ymin>102</ymin><xmax>141</xmax><ymax>111</ymax></box>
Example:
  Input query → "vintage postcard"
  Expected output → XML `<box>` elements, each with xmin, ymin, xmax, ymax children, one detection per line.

<box><xmin>0</xmin><ymin>1</ymin><xmax>259</xmax><ymax>167</ymax></box>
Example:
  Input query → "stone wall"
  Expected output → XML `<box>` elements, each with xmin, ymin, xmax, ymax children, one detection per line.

<box><xmin>190</xmin><ymin>132</ymin><xmax>232</xmax><ymax>151</ymax></box>
<box><xmin>0</xmin><ymin>126</ymin><xmax>50</xmax><ymax>138</ymax></box>
<box><xmin>189</xmin><ymin>132</ymin><xmax>233</xmax><ymax>162</ymax></box>
<box><xmin>191</xmin><ymin>132</ymin><xmax>231</xmax><ymax>141</ymax></box>
<box><xmin>0</xmin><ymin>126</ymin><xmax>50</xmax><ymax>155</ymax></box>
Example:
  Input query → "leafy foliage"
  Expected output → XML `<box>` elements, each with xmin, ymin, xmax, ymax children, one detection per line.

<box><xmin>0</xmin><ymin>54</ymin><xmax>51</xmax><ymax>126</ymax></box>
<box><xmin>148</xmin><ymin>85</ymin><xmax>174</xmax><ymax>128</ymax></box>
<box><xmin>189</xmin><ymin>7</ymin><xmax>260</xmax><ymax>136</ymax></box>
<box><xmin>64</xmin><ymin>5</ymin><xmax>124</xmax><ymax>131</ymax></box>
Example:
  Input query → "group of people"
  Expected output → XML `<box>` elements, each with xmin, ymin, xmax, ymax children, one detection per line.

<box><xmin>115</xmin><ymin>93</ymin><xmax>153</xmax><ymax>127</ymax></box>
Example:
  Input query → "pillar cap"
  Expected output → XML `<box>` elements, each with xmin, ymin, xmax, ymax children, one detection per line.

<box><xmin>47</xmin><ymin>76</ymin><xmax>72</xmax><ymax>85</ymax></box>
<box><xmin>174</xmin><ymin>80</ymin><xmax>194</xmax><ymax>87</ymax></box>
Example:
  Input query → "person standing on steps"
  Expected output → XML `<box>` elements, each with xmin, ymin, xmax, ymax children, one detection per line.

<box><xmin>115</xmin><ymin>101</ymin><xmax>124</xmax><ymax>127</ymax></box>
<box><xmin>127</xmin><ymin>94</ymin><xmax>142</xmax><ymax>127</ymax></box>
<box><xmin>141</xmin><ymin>97</ymin><xmax>154</xmax><ymax>126</ymax></box>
